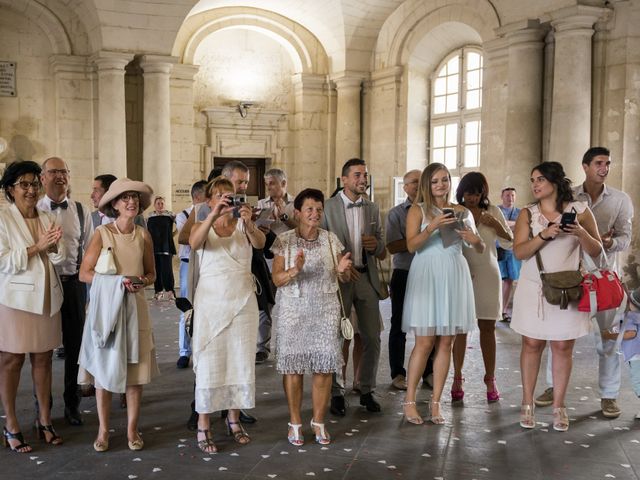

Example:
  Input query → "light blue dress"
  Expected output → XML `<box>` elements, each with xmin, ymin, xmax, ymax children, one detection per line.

<box><xmin>402</xmin><ymin>206</ymin><xmax>476</xmax><ymax>336</ymax></box>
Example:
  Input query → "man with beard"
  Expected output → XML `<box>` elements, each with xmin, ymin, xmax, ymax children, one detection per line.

<box><xmin>37</xmin><ymin>157</ymin><xmax>93</xmax><ymax>425</ymax></box>
<box><xmin>322</xmin><ymin>158</ymin><xmax>386</xmax><ymax>415</ymax></box>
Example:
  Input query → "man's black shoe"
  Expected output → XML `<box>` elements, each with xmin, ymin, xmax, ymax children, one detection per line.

<box><xmin>176</xmin><ymin>356</ymin><xmax>190</xmax><ymax>369</ymax></box>
<box><xmin>330</xmin><ymin>395</ymin><xmax>346</xmax><ymax>416</ymax></box>
<box><xmin>255</xmin><ymin>351</ymin><xmax>268</xmax><ymax>364</ymax></box>
<box><xmin>64</xmin><ymin>406</ymin><xmax>84</xmax><ymax>426</ymax></box>
<box><xmin>219</xmin><ymin>409</ymin><xmax>257</xmax><ymax>423</ymax></box>
<box><xmin>187</xmin><ymin>410</ymin><xmax>198</xmax><ymax>431</ymax></box>
<box><xmin>360</xmin><ymin>392</ymin><xmax>381</xmax><ymax>413</ymax></box>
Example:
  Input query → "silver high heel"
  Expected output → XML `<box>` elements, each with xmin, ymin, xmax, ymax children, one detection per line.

<box><xmin>309</xmin><ymin>420</ymin><xmax>330</xmax><ymax>445</ymax></box>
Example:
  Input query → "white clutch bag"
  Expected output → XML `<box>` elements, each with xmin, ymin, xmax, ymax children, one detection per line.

<box><xmin>95</xmin><ymin>247</ymin><xmax>117</xmax><ymax>274</ymax></box>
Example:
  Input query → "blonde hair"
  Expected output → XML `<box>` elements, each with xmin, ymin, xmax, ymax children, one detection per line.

<box><xmin>416</xmin><ymin>163</ymin><xmax>451</xmax><ymax>214</ymax></box>
<box><xmin>206</xmin><ymin>176</ymin><xmax>234</xmax><ymax>198</ymax></box>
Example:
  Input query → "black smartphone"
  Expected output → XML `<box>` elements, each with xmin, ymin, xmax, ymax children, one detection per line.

<box><xmin>443</xmin><ymin>208</ymin><xmax>455</xmax><ymax>218</ymax></box>
<box><xmin>560</xmin><ymin>211</ymin><xmax>576</xmax><ymax>230</ymax></box>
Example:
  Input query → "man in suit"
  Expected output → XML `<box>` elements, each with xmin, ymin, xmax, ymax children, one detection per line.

<box><xmin>321</xmin><ymin>158</ymin><xmax>386</xmax><ymax>414</ymax></box>
<box><xmin>38</xmin><ymin>156</ymin><xmax>93</xmax><ymax>425</ymax></box>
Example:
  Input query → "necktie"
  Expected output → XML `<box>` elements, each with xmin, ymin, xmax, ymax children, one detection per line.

<box><xmin>51</xmin><ymin>200</ymin><xmax>69</xmax><ymax>210</ymax></box>
<box><xmin>347</xmin><ymin>202</ymin><xmax>363</xmax><ymax>209</ymax></box>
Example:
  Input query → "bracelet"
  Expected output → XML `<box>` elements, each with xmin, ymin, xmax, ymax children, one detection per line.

<box><xmin>538</xmin><ymin>232</ymin><xmax>553</xmax><ymax>241</ymax></box>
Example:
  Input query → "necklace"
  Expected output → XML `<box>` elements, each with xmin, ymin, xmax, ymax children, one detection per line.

<box><xmin>296</xmin><ymin>227</ymin><xmax>319</xmax><ymax>242</ymax></box>
<box><xmin>113</xmin><ymin>220</ymin><xmax>135</xmax><ymax>238</ymax></box>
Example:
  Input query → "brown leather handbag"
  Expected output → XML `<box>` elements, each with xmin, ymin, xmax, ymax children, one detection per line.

<box><xmin>526</xmin><ymin>208</ymin><xmax>583</xmax><ymax>310</ymax></box>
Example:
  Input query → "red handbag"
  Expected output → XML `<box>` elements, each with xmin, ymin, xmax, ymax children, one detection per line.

<box><xmin>578</xmin><ymin>269</ymin><xmax>625</xmax><ymax>313</ymax></box>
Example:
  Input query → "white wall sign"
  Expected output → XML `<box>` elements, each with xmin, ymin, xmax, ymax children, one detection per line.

<box><xmin>0</xmin><ymin>62</ymin><xmax>16</xmax><ymax>97</ymax></box>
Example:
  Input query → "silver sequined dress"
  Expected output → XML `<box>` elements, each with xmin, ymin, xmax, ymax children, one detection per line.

<box><xmin>271</xmin><ymin>229</ymin><xmax>344</xmax><ymax>375</ymax></box>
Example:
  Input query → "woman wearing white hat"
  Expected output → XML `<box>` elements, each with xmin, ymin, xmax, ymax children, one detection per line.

<box><xmin>78</xmin><ymin>178</ymin><xmax>159</xmax><ymax>452</ymax></box>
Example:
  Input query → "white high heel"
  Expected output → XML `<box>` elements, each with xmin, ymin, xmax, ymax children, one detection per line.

<box><xmin>309</xmin><ymin>420</ymin><xmax>330</xmax><ymax>445</ymax></box>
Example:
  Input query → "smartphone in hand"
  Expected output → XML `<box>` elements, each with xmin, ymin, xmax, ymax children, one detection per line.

<box><xmin>443</xmin><ymin>208</ymin><xmax>455</xmax><ymax>218</ymax></box>
<box><xmin>560</xmin><ymin>212</ymin><xmax>577</xmax><ymax>231</ymax></box>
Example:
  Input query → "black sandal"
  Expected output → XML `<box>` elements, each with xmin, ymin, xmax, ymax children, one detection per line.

<box><xmin>3</xmin><ymin>427</ymin><xmax>32</xmax><ymax>453</ymax></box>
<box><xmin>225</xmin><ymin>418</ymin><xmax>251</xmax><ymax>445</ymax></box>
<box><xmin>37</xmin><ymin>423</ymin><xmax>63</xmax><ymax>445</ymax></box>
<box><xmin>196</xmin><ymin>428</ymin><xmax>217</xmax><ymax>453</ymax></box>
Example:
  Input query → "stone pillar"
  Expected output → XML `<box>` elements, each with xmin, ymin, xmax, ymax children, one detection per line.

<box><xmin>140</xmin><ymin>55</ymin><xmax>176</xmax><ymax>207</ymax></box>
<box><xmin>93</xmin><ymin>51</ymin><xmax>133</xmax><ymax>178</ymax></box>
<box><xmin>49</xmin><ymin>55</ymin><xmax>94</xmax><ymax>198</ymax></box>
<box><xmin>479</xmin><ymin>37</ymin><xmax>509</xmax><ymax>200</ymax></box>
<box><xmin>170</xmin><ymin>63</ymin><xmax>200</xmax><ymax>206</ymax></box>
<box><xmin>368</xmin><ymin>66</ymin><xmax>404</xmax><ymax>209</ymax></box>
<box><xmin>333</xmin><ymin>74</ymin><xmax>363</xmax><ymax>175</ymax></box>
<box><xmin>547</xmin><ymin>7</ymin><xmax>605</xmax><ymax>182</ymax></box>
<box><xmin>291</xmin><ymin>73</ymin><xmax>328</xmax><ymax>192</ymax></box>
<box><xmin>499</xmin><ymin>21</ymin><xmax>546</xmax><ymax>197</ymax></box>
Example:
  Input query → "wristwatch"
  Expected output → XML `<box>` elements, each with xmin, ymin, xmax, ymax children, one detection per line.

<box><xmin>279</xmin><ymin>213</ymin><xmax>289</xmax><ymax>222</ymax></box>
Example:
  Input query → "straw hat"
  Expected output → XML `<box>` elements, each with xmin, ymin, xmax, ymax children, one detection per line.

<box><xmin>98</xmin><ymin>178</ymin><xmax>154</xmax><ymax>212</ymax></box>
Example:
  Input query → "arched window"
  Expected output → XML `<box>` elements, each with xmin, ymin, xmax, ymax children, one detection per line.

<box><xmin>430</xmin><ymin>47</ymin><xmax>483</xmax><ymax>194</ymax></box>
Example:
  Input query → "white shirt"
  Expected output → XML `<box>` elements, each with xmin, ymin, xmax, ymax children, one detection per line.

<box><xmin>573</xmin><ymin>183</ymin><xmax>634</xmax><ymax>273</ymax></box>
<box><xmin>176</xmin><ymin>205</ymin><xmax>194</xmax><ymax>260</ymax></box>
<box><xmin>257</xmin><ymin>193</ymin><xmax>295</xmax><ymax>236</ymax></box>
<box><xmin>37</xmin><ymin>195</ymin><xmax>93</xmax><ymax>276</ymax></box>
<box><xmin>340</xmin><ymin>191</ymin><xmax>365</xmax><ymax>267</ymax></box>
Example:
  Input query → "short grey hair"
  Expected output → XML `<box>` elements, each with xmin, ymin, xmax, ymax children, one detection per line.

<box><xmin>403</xmin><ymin>169</ymin><xmax>421</xmax><ymax>183</ymax></box>
<box><xmin>221</xmin><ymin>160</ymin><xmax>249</xmax><ymax>179</ymax></box>
<box><xmin>264</xmin><ymin>168</ymin><xmax>287</xmax><ymax>183</ymax></box>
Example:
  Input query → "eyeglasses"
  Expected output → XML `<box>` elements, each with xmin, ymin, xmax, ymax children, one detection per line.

<box><xmin>120</xmin><ymin>192</ymin><xmax>140</xmax><ymax>202</ymax></box>
<box><xmin>13</xmin><ymin>180</ymin><xmax>42</xmax><ymax>191</ymax></box>
<box><xmin>45</xmin><ymin>169</ymin><xmax>70</xmax><ymax>176</ymax></box>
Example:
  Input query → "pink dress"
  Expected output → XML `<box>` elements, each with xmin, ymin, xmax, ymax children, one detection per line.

<box><xmin>510</xmin><ymin>201</ymin><xmax>591</xmax><ymax>341</ymax></box>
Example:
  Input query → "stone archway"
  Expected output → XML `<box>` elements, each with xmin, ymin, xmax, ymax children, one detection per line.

<box><xmin>171</xmin><ymin>7</ymin><xmax>333</xmax><ymax>196</ymax></box>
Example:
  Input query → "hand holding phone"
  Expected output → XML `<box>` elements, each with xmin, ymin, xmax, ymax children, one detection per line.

<box><xmin>560</xmin><ymin>212</ymin><xmax>577</xmax><ymax>231</ymax></box>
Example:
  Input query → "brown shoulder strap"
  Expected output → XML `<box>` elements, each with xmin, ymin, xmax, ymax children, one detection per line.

<box><xmin>525</xmin><ymin>207</ymin><xmax>545</xmax><ymax>273</ymax></box>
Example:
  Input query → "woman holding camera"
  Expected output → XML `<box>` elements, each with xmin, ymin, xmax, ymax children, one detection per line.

<box><xmin>79</xmin><ymin>178</ymin><xmax>158</xmax><ymax>452</ymax></box>
<box><xmin>189</xmin><ymin>177</ymin><xmax>265</xmax><ymax>453</ymax></box>
<box><xmin>401</xmin><ymin>163</ymin><xmax>483</xmax><ymax>425</ymax></box>
<box><xmin>511</xmin><ymin>162</ymin><xmax>601</xmax><ymax>432</ymax></box>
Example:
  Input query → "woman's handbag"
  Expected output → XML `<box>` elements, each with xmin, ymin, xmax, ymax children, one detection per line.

<box><xmin>94</xmin><ymin>247</ymin><xmax>117</xmax><ymax>275</ymax></box>
<box><xmin>526</xmin><ymin>209</ymin><xmax>583</xmax><ymax>310</ymax></box>
<box><xmin>578</xmin><ymin>254</ymin><xmax>625</xmax><ymax>314</ymax></box>
<box><xmin>376</xmin><ymin>258</ymin><xmax>390</xmax><ymax>300</ymax></box>
<box><xmin>328</xmin><ymin>233</ymin><xmax>354</xmax><ymax>340</ymax></box>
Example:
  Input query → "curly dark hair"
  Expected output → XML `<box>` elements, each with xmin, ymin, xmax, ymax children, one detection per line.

<box><xmin>0</xmin><ymin>160</ymin><xmax>42</xmax><ymax>203</ymax></box>
<box><xmin>531</xmin><ymin>161</ymin><xmax>574</xmax><ymax>213</ymax></box>
<box><xmin>456</xmin><ymin>171</ymin><xmax>490</xmax><ymax>210</ymax></box>
<box><xmin>294</xmin><ymin>188</ymin><xmax>324</xmax><ymax>211</ymax></box>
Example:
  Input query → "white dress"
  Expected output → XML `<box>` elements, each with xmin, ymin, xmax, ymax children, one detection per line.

<box><xmin>192</xmin><ymin>220</ymin><xmax>258</xmax><ymax>413</ymax></box>
<box><xmin>510</xmin><ymin>202</ymin><xmax>591</xmax><ymax>341</ymax></box>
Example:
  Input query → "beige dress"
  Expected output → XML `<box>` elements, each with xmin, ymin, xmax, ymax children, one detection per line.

<box><xmin>78</xmin><ymin>225</ymin><xmax>158</xmax><ymax>387</ymax></box>
<box><xmin>0</xmin><ymin>217</ymin><xmax>61</xmax><ymax>353</ymax></box>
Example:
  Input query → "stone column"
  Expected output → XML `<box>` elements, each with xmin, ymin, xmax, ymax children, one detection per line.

<box><xmin>291</xmin><ymin>73</ymin><xmax>328</xmax><ymax>192</ymax></box>
<box><xmin>368</xmin><ymin>66</ymin><xmax>404</xmax><ymax>209</ymax></box>
<box><xmin>499</xmin><ymin>21</ymin><xmax>546</xmax><ymax>197</ymax></box>
<box><xmin>547</xmin><ymin>7</ymin><xmax>605</xmax><ymax>181</ymax></box>
<box><xmin>170</xmin><ymin>63</ymin><xmax>200</xmax><ymax>201</ymax></box>
<box><xmin>93</xmin><ymin>51</ymin><xmax>133</xmax><ymax>178</ymax></box>
<box><xmin>49</xmin><ymin>55</ymin><xmax>93</xmax><ymax>194</ymax></box>
<box><xmin>140</xmin><ymin>55</ymin><xmax>177</xmax><ymax>207</ymax></box>
<box><xmin>333</xmin><ymin>74</ymin><xmax>363</xmax><ymax>176</ymax></box>
<box><xmin>479</xmin><ymin>37</ymin><xmax>509</xmax><ymax>199</ymax></box>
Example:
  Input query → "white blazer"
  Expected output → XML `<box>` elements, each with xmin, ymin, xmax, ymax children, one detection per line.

<box><xmin>0</xmin><ymin>203</ymin><xmax>65</xmax><ymax>315</ymax></box>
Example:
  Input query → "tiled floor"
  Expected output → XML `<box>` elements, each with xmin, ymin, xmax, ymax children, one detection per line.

<box><xmin>2</xmin><ymin>294</ymin><xmax>640</xmax><ymax>479</ymax></box>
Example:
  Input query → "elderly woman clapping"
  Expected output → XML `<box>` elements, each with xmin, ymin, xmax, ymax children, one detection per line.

<box><xmin>271</xmin><ymin>188</ymin><xmax>352</xmax><ymax>446</ymax></box>
<box><xmin>0</xmin><ymin>161</ymin><xmax>64</xmax><ymax>452</ymax></box>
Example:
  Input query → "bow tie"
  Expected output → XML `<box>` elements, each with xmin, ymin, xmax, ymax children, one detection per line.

<box><xmin>347</xmin><ymin>202</ymin><xmax>363</xmax><ymax>209</ymax></box>
<box><xmin>50</xmin><ymin>200</ymin><xmax>68</xmax><ymax>210</ymax></box>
